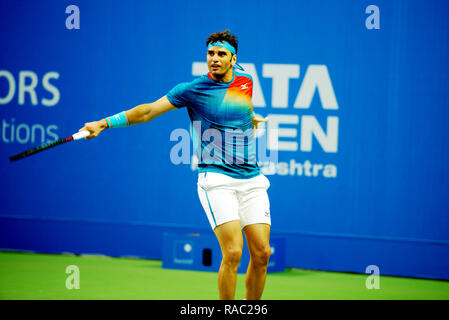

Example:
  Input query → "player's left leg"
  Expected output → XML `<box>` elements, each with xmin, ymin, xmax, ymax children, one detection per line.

<box><xmin>243</xmin><ymin>223</ymin><xmax>271</xmax><ymax>300</ymax></box>
<box><xmin>238</xmin><ymin>174</ymin><xmax>272</xmax><ymax>300</ymax></box>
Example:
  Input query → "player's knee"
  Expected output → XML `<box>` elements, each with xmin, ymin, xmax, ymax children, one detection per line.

<box><xmin>252</xmin><ymin>245</ymin><xmax>271</xmax><ymax>268</ymax></box>
<box><xmin>222</xmin><ymin>247</ymin><xmax>242</xmax><ymax>267</ymax></box>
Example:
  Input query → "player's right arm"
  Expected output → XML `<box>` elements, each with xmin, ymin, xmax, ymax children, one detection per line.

<box><xmin>79</xmin><ymin>96</ymin><xmax>177</xmax><ymax>139</ymax></box>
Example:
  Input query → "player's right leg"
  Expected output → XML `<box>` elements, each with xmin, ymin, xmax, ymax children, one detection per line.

<box><xmin>214</xmin><ymin>220</ymin><xmax>243</xmax><ymax>299</ymax></box>
<box><xmin>243</xmin><ymin>223</ymin><xmax>271</xmax><ymax>300</ymax></box>
<box><xmin>197</xmin><ymin>172</ymin><xmax>242</xmax><ymax>299</ymax></box>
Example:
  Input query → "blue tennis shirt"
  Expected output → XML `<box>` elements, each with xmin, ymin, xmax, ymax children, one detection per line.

<box><xmin>166</xmin><ymin>71</ymin><xmax>260</xmax><ymax>179</ymax></box>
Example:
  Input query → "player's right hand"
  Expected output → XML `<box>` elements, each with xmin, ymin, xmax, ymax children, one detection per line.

<box><xmin>78</xmin><ymin>119</ymin><xmax>108</xmax><ymax>139</ymax></box>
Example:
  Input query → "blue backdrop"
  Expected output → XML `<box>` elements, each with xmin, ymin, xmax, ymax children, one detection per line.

<box><xmin>1</xmin><ymin>0</ymin><xmax>448</xmax><ymax>280</ymax></box>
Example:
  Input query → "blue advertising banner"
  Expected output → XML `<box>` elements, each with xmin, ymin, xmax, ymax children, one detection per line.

<box><xmin>0</xmin><ymin>0</ymin><xmax>448</xmax><ymax>280</ymax></box>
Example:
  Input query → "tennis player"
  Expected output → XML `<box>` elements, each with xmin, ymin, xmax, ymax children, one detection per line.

<box><xmin>79</xmin><ymin>30</ymin><xmax>271</xmax><ymax>300</ymax></box>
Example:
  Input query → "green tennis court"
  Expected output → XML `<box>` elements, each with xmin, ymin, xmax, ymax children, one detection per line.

<box><xmin>1</xmin><ymin>251</ymin><xmax>448</xmax><ymax>300</ymax></box>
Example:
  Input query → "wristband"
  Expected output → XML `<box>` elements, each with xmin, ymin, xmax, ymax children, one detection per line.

<box><xmin>106</xmin><ymin>111</ymin><xmax>129</xmax><ymax>128</ymax></box>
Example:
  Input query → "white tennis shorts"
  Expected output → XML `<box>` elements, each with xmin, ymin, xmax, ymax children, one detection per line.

<box><xmin>197</xmin><ymin>171</ymin><xmax>271</xmax><ymax>230</ymax></box>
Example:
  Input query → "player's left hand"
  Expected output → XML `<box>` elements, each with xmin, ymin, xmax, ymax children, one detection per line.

<box><xmin>252</xmin><ymin>114</ymin><xmax>268</xmax><ymax>130</ymax></box>
<box><xmin>252</xmin><ymin>114</ymin><xmax>268</xmax><ymax>138</ymax></box>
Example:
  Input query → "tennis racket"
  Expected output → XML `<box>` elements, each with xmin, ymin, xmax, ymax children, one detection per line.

<box><xmin>9</xmin><ymin>131</ymin><xmax>90</xmax><ymax>162</ymax></box>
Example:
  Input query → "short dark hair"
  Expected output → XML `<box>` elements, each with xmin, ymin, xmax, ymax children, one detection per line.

<box><xmin>206</xmin><ymin>30</ymin><xmax>238</xmax><ymax>54</ymax></box>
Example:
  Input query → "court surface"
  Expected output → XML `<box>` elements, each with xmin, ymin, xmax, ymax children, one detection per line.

<box><xmin>1</xmin><ymin>252</ymin><xmax>448</xmax><ymax>300</ymax></box>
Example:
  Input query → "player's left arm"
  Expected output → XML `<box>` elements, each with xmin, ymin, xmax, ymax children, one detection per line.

<box><xmin>246</xmin><ymin>77</ymin><xmax>268</xmax><ymax>132</ymax></box>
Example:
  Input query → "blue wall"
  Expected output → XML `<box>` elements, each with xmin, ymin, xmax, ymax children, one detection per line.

<box><xmin>1</xmin><ymin>0</ymin><xmax>448</xmax><ymax>280</ymax></box>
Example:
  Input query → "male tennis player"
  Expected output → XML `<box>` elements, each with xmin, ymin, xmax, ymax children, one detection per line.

<box><xmin>79</xmin><ymin>30</ymin><xmax>271</xmax><ymax>300</ymax></box>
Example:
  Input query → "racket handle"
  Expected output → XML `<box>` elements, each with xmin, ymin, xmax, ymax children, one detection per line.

<box><xmin>72</xmin><ymin>131</ymin><xmax>90</xmax><ymax>140</ymax></box>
